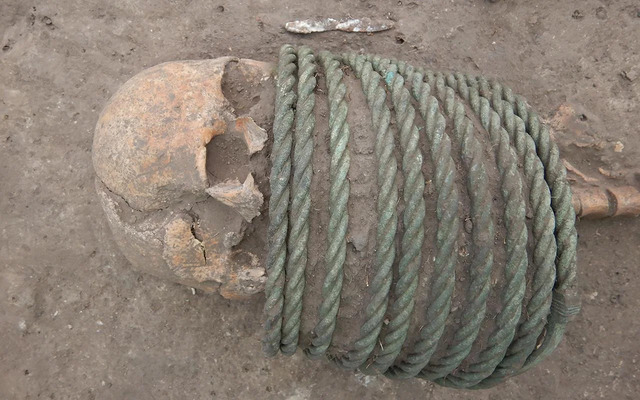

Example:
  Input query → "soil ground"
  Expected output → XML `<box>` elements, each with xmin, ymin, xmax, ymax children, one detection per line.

<box><xmin>1</xmin><ymin>1</ymin><xmax>640</xmax><ymax>399</ymax></box>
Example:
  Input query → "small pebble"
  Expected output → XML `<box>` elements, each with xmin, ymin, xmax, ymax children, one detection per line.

<box><xmin>613</xmin><ymin>141</ymin><xmax>624</xmax><ymax>152</ymax></box>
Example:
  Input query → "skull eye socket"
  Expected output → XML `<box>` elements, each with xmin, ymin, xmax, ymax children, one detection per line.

<box><xmin>206</xmin><ymin>133</ymin><xmax>251</xmax><ymax>185</ymax></box>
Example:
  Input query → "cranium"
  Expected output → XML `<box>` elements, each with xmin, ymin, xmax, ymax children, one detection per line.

<box><xmin>92</xmin><ymin>57</ymin><xmax>274</xmax><ymax>299</ymax></box>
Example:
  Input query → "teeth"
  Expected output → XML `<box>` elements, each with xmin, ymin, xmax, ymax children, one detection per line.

<box><xmin>206</xmin><ymin>173</ymin><xmax>264</xmax><ymax>222</ymax></box>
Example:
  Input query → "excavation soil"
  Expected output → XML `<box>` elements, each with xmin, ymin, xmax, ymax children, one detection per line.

<box><xmin>1</xmin><ymin>1</ymin><xmax>640</xmax><ymax>399</ymax></box>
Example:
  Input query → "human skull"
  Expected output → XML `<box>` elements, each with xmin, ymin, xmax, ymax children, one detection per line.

<box><xmin>93</xmin><ymin>57</ymin><xmax>274</xmax><ymax>299</ymax></box>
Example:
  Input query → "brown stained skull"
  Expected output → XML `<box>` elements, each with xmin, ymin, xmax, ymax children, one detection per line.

<box><xmin>93</xmin><ymin>57</ymin><xmax>275</xmax><ymax>299</ymax></box>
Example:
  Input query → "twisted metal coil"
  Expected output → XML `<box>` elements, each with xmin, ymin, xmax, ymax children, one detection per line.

<box><xmin>263</xmin><ymin>46</ymin><xmax>579</xmax><ymax>389</ymax></box>
<box><xmin>281</xmin><ymin>45</ymin><xmax>317</xmax><ymax>355</ymax></box>
<box><xmin>407</xmin><ymin>69</ymin><xmax>495</xmax><ymax>382</ymax></box>
<box><xmin>473</xmin><ymin>76</ymin><xmax>557</xmax><ymax>384</ymax></box>
<box><xmin>367</xmin><ymin>56</ymin><xmax>427</xmax><ymax>373</ymax></box>
<box><xmin>263</xmin><ymin>44</ymin><xmax>297</xmax><ymax>357</ymax></box>
<box><xmin>377</xmin><ymin>59</ymin><xmax>463</xmax><ymax>380</ymax></box>
<box><xmin>331</xmin><ymin>53</ymin><xmax>398</xmax><ymax>370</ymax></box>
<box><xmin>433</xmin><ymin>73</ymin><xmax>528</xmax><ymax>388</ymax></box>
<box><xmin>305</xmin><ymin>51</ymin><xmax>351</xmax><ymax>359</ymax></box>
<box><xmin>493</xmin><ymin>81</ymin><xmax>580</xmax><ymax>381</ymax></box>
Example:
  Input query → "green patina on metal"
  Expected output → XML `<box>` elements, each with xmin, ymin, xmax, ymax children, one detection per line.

<box><xmin>280</xmin><ymin>45</ymin><xmax>316</xmax><ymax>356</ymax></box>
<box><xmin>262</xmin><ymin>45</ymin><xmax>579</xmax><ymax>389</ymax></box>
<box><xmin>262</xmin><ymin>44</ymin><xmax>296</xmax><ymax>357</ymax></box>
<box><xmin>305</xmin><ymin>50</ymin><xmax>351</xmax><ymax>359</ymax></box>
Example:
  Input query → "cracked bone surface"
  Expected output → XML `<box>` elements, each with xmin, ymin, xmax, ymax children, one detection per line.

<box><xmin>92</xmin><ymin>57</ymin><xmax>274</xmax><ymax>299</ymax></box>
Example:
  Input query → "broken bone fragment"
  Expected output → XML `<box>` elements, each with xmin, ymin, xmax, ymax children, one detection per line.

<box><xmin>206</xmin><ymin>174</ymin><xmax>264</xmax><ymax>222</ymax></box>
<box><xmin>572</xmin><ymin>185</ymin><xmax>640</xmax><ymax>218</ymax></box>
<box><xmin>232</xmin><ymin>116</ymin><xmax>268</xmax><ymax>155</ymax></box>
<box><xmin>163</xmin><ymin>215</ymin><xmax>265</xmax><ymax>299</ymax></box>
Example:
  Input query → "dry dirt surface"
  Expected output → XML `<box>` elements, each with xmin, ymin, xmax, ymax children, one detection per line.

<box><xmin>2</xmin><ymin>1</ymin><xmax>640</xmax><ymax>399</ymax></box>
